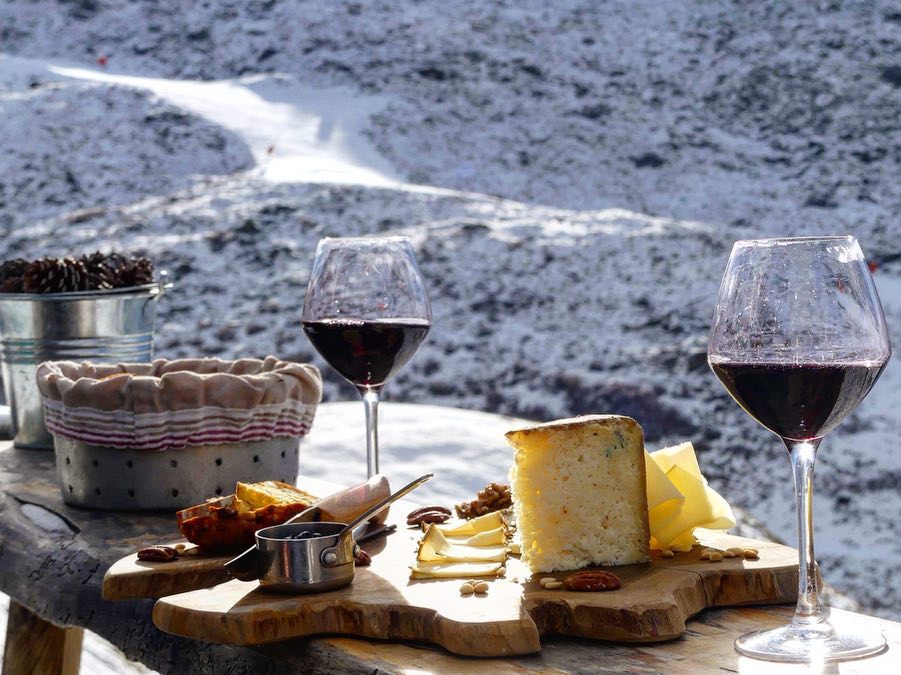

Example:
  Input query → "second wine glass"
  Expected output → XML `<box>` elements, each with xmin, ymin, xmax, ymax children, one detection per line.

<box><xmin>302</xmin><ymin>236</ymin><xmax>431</xmax><ymax>478</ymax></box>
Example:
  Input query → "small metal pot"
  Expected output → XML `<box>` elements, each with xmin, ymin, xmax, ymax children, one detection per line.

<box><xmin>239</xmin><ymin>473</ymin><xmax>431</xmax><ymax>594</ymax></box>
<box><xmin>255</xmin><ymin>522</ymin><xmax>357</xmax><ymax>594</ymax></box>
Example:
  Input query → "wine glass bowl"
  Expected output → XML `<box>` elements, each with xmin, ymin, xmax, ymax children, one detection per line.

<box><xmin>302</xmin><ymin>236</ymin><xmax>431</xmax><ymax>478</ymax></box>
<box><xmin>708</xmin><ymin>236</ymin><xmax>890</xmax><ymax>663</ymax></box>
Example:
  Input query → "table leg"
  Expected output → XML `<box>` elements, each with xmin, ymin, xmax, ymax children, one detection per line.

<box><xmin>2</xmin><ymin>600</ymin><xmax>82</xmax><ymax>675</ymax></box>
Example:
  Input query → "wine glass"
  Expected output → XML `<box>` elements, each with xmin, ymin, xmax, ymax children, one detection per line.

<box><xmin>302</xmin><ymin>236</ymin><xmax>431</xmax><ymax>478</ymax></box>
<box><xmin>708</xmin><ymin>236</ymin><xmax>891</xmax><ymax>663</ymax></box>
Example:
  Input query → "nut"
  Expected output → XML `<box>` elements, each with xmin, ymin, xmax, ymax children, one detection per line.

<box><xmin>406</xmin><ymin>509</ymin><xmax>452</xmax><ymax>527</ymax></box>
<box><xmin>459</xmin><ymin>582</ymin><xmax>475</xmax><ymax>595</ymax></box>
<box><xmin>661</xmin><ymin>549</ymin><xmax>675</xmax><ymax>558</ymax></box>
<box><xmin>563</xmin><ymin>571</ymin><xmax>622</xmax><ymax>592</ymax></box>
<box><xmin>473</xmin><ymin>581</ymin><xmax>489</xmax><ymax>594</ymax></box>
<box><xmin>497</xmin><ymin>566</ymin><xmax>506</xmax><ymax>576</ymax></box>
<box><xmin>455</xmin><ymin>482</ymin><xmax>513</xmax><ymax>519</ymax></box>
<box><xmin>137</xmin><ymin>545</ymin><xmax>178</xmax><ymax>562</ymax></box>
<box><xmin>708</xmin><ymin>552</ymin><xmax>724</xmax><ymax>562</ymax></box>
<box><xmin>699</xmin><ymin>551</ymin><xmax>711</xmax><ymax>560</ymax></box>
<box><xmin>727</xmin><ymin>547</ymin><xmax>745</xmax><ymax>556</ymax></box>
<box><xmin>539</xmin><ymin>576</ymin><xmax>557</xmax><ymax>586</ymax></box>
<box><xmin>174</xmin><ymin>543</ymin><xmax>186</xmax><ymax>552</ymax></box>
<box><xmin>723</xmin><ymin>551</ymin><xmax>736</xmax><ymax>558</ymax></box>
<box><xmin>407</xmin><ymin>506</ymin><xmax>453</xmax><ymax>520</ymax></box>
<box><xmin>743</xmin><ymin>548</ymin><xmax>759</xmax><ymax>560</ymax></box>
<box><xmin>354</xmin><ymin>549</ymin><xmax>372</xmax><ymax>566</ymax></box>
<box><xmin>185</xmin><ymin>547</ymin><xmax>200</xmax><ymax>556</ymax></box>
<box><xmin>543</xmin><ymin>581</ymin><xmax>563</xmax><ymax>590</ymax></box>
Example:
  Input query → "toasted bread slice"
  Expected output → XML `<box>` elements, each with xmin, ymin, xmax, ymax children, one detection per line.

<box><xmin>176</xmin><ymin>481</ymin><xmax>319</xmax><ymax>552</ymax></box>
<box><xmin>236</xmin><ymin>480</ymin><xmax>319</xmax><ymax>510</ymax></box>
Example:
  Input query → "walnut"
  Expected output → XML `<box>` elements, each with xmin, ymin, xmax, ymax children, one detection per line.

<box><xmin>455</xmin><ymin>482</ymin><xmax>512</xmax><ymax>519</ymax></box>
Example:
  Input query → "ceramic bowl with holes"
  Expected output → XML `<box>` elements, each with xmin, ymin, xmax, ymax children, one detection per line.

<box><xmin>54</xmin><ymin>435</ymin><xmax>299</xmax><ymax>511</ymax></box>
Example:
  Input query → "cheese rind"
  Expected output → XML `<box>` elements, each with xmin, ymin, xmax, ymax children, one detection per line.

<box><xmin>507</xmin><ymin>415</ymin><xmax>650</xmax><ymax>573</ymax></box>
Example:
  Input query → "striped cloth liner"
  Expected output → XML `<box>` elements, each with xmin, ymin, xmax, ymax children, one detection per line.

<box><xmin>42</xmin><ymin>398</ymin><xmax>317</xmax><ymax>451</ymax></box>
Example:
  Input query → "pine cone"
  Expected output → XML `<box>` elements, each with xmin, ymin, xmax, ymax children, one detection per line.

<box><xmin>115</xmin><ymin>256</ymin><xmax>155</xmax><ymax>288</ymax></box>
<box><xmin>80</xmin><ymin>251</ymin><xmax>115</xmax><ymax>290</ymax></box>
<box><xmin>0</xmin><ymin>258</ymin><xmax>28</xmax><ymax>293</ymax></box>
<box><xmin>22</xmin><ymin>257</ymin><xmax>89</xmax><ymax>293</ymax></box>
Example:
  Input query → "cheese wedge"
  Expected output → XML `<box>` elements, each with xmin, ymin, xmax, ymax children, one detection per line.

<box><xmin>645</xmin><ymin>442</ymin><xmax>735</xmax><ymax>550</ymax></box>
<box><xmin>507</xmin><ymin>415</ymin><xmax>650</xmax><ymax>573</ymax></box>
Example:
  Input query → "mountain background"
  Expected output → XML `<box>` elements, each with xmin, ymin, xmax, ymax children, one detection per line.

<box><xmin>1</xmin><ymin>0</ymin><xmax>899</xmax><ymax>632</ymax></box>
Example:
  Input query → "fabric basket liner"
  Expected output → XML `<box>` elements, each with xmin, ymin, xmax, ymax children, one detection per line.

<box><xmin>36</xmin><ymin>356</ymin><xmax>322</xmax><ymax>450</ymax></box>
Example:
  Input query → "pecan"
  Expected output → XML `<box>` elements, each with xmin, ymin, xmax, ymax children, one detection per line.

<box><xmin>563</xmin><ymin>570</ymin><xmax>622</xmax><ymax>592</ymax></box>
<box><xmin>137</xmin><ymin>545</ymin><xmax>178</xmax><ymax>562</ymax></box>
<box><xmin>355</xmin><ymin>549</ymin><xmax>372</xmax><ymax>566</ymax></box>
<box><xmin>406</xmin><ymin>505</ymin><xmax>452</xmax><ymax>520</ymax></box>
<box><xmin>406</xmin><ymin>510</ymin><xmax>451</xmax><ymax>526</ymax></box>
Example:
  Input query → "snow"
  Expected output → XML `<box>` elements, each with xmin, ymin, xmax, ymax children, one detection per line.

<box><xmin>0</xmin><ymin>0</ymin><xmax>898</xmax><ymax>626</ymax></box>
<box><xmin>47</xmin><ymin>62</ymin><xmax>401</xmax><ymax>187</ymax></box>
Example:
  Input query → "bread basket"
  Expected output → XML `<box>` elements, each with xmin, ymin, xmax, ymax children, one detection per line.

<box><xmin>36</xmin><ymin>357</ymin><xmax>322</xmax><ymax>510</ymax></box>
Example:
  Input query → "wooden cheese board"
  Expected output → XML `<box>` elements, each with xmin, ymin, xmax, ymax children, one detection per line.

<box><xmin>102</xmin><ymin>475</ymin><xmax>387</xmax><ymax>601</ymax></box>
<box><xmin>138</xmin><ymin>516</ymin><xmax>797</xmax><ymax>657</ymax></box>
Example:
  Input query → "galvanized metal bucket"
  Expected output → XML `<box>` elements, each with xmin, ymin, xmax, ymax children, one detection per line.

<box><xmin>0</xmin><ymin>280</ymin><xmax>167</xmax><ymax>449</ymax></box>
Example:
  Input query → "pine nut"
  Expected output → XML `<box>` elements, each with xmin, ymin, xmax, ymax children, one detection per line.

<box><xmin>723</xmin><ymin>551</ymin><xmax>735</xmax><ymax>558</ymax></box>
<box><xmin>700</xmin><ymin>551</ymin><xmax>711</xmax><ymax>560</ymax></box>
<box><xmin>544</xmin><ymin>581</ymin><xmax>563</xmax><ymax>590</ymax></box>
<box><xmin>727</xmin><ymin>547</ymin><xmax>744</xmax><ymax>556</ymax></box>
<box><xmin>459</xmin><ymin>582</ymin><xmax>474</xmax><ymax>595</ymax></box>
<box><xmin>661</xmin><ymin>549</ymin><xmax>675</xmax><ymax>558</ymax></box>
<box><xmin>174</xmin><ymin>543</ymin><xmax>186</xmax><ymax>552</ymax></box>
<box><xmin>540</xmin><ymin>577</ymin><xmax>557</xmax><ymax>586</ymax></box>
<box><xmin>708</xmin><ymin>552</ymin><xmax>723</xmax><ymax>562</ymax></box>
<box><xmin>743</xmin><ymin>548</ymin><xmax>759</xmax><ymax>560</ymax></box>
<box><xmin>473</xmin><ymin>581</ymin><xmax>489</xmax><ymax>594</ymax></box>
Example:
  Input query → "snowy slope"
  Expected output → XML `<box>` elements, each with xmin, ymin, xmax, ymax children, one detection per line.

<box><xmin>0</xmin><ymin>0</ymin><xmax>898</xmax><ymax>621</ymax></box>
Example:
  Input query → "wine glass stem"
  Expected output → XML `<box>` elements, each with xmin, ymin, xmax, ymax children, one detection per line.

<box><xmin>362</xmin><ymin>389</ymin><xmax>380</xmax><ymax>478</ymax></box>
<box><xmin>786</xmin><ymin>438</ymin><xmax>828</xmax><ymax>627</ymax></box>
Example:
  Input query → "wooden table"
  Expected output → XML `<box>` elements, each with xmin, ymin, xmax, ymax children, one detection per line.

<box><xmin>0</xmin><ymin>403</ymin><xmax>898</xmax><ymax>674</ymax></box>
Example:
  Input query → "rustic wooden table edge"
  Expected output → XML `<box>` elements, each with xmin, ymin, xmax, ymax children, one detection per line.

<box><xmin>1</xmin><ymin>439</ymin><xmax>899</xmax><ymax>674</ymax></box>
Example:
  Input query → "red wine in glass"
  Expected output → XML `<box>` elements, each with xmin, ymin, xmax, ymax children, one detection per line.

<box><xmin>302</xmin><ymin>318</ymin><xmax>431</xmax><ymax>390</ymax></box>
<box><xmin>709</xmin><ymin>362</ymin><xmax>885</xmax><ymax>441</ymax></box>
<box><xmin>302</xmin><ymin>236</ymin><xmax>432</xmax><ymax>478</ymax></box>
<box><xmin>707</xmin><ymin>236</ymin><xmax>891</xmax><ymax>663</ymax></box>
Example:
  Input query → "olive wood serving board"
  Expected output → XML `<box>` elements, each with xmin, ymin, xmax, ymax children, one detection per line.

<box><xmin>102</xmin><ymin>476</ymin><xmax>388</xmax><ymax>601</ymax></box>
<box><xmin>148</xmin><ymin>514</ymin><xmax>798</xmax><ymax>657</ymax></box>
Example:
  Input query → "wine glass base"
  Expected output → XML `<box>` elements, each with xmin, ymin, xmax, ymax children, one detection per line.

<box><xmin>735</xmin><ymin>622</ymin><xmax>887</xmax><ymax>663</ymax></box>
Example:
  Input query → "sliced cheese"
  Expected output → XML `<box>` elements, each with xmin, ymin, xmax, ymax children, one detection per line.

<box><xmin>430</xmin><ymin>511</ymin><xmax>504</xmax><ymax>536</ymax></box>
<box><xmin>455</xmin><ymin>527</ymin><xmax>506</xmax><ymax>547</ymax></box>
<box><xmin>410</xmin><ymin>561</ymin><xmax>504</xmax><ymax>579</ymax></box>
<box><xmin>417</xmin><ymin>525</ymin><xmax>507</xmax><ymax>563</ymax></box>
<box><xmin>645</xmin><ymin>442</ymin><xmax>735</xmax><ymax>550</ymax></box>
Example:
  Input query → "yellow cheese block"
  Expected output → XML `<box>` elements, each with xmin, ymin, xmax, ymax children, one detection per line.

<box><xmin>645</xmin><ymin>442</ymin><xmax>735</xmax><ymax>550</ymax></box>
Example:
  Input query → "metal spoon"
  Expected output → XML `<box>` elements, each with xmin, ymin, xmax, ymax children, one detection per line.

<box><xmin>226</xmin><ymin>473</ymin><xmax>431</xmax><ymax>581</ymax></box>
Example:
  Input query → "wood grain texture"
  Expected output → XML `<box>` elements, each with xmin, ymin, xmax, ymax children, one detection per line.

<box><xmin>151</xmin><ymin>512</ymin><xmax>798</xmax><ymax>656</ymax></box>
<box><xmin>3</xmin><ymin>600</ymin><xmax>83</xmax><ymax>675</ymax></box>
<box><xmin>101</xmin><ymin>474</ymin><xmax>374</xmax><ymax>601</ymax></box>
